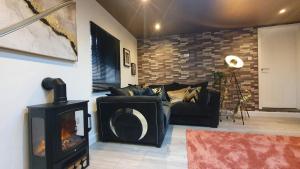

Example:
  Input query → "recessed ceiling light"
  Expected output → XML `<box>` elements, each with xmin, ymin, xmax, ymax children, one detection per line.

<box><xmin>155</xmin><ymin>23</ymin><xmax>161</xmax><ymax>31</ymax></box>
<box><xmin>141</xmin><ymin>0</ymin><xmax>148</xmax><ymax>3</ymax></box>
<box><xmin>279</xmin><ymin>9</ymin><xmax>286</xmax><ymax>14</ymax></box>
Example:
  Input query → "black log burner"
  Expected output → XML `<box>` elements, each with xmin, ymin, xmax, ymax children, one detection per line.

<box><xmin>28</xmin><ymin>78</ymin><xmax>91</xmax><ymax>169</ymax></box>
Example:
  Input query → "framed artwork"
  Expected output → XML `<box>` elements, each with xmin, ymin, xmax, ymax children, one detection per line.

<box><xmin>123</xmin><ymin>48</ymin><xmax>131</xmax><ymax>67</ymax></box>
<box><xmin>0</xmin><ymin>0</ymin><xmax>77</xmax><ymax>61</ymax></box>
<box><xmin>131</xmin><ymin>63</ymin><xmax>136</xmax><ymax>75</ymax></box>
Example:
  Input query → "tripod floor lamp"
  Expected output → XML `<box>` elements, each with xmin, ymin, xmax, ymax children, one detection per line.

<box><xmin>225</xmin><ymin>55</ymin><xmax>250</xmax><ymax>125</ymax></box>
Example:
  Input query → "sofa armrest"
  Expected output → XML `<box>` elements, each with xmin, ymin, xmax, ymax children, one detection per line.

<box><xmin>96</xmin><ymin>96</ymin><xmax>167</xmax><ymax>147</ymax></box>
<box><xmin>206</xmin><ymin>89</ymin><xmax>221</xmax><ymax>127</ymax></box>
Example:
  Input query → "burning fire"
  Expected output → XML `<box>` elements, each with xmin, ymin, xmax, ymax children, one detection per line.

<box><xmin>34</xmin><ymin>139</ymin><xmax>45</xmax><ymax>157</ymax></box>
<box><xmin>34</xmin><ymin>128</ymin><xmax>78</xmax><ymax>156</ymax></box>
<box><xmin>61</xmin><ymin>128</ymin><xmax>75</xmax><ymax>150</ymax></box>
<box><xmin>34</xmin><ymin>115</ymin><xmax>84</xmax><ymax>156</ymax></box>
<box><xmin>61</xmin><ymin>128</ymin><xmax>73</xmax><ymax>141</ymax></box>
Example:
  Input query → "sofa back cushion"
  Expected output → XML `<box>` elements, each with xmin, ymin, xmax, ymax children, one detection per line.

<box><xmin>163</xmin><ymin>81</ymin><xmax>208</xmax><ymax>91</ymax></box>
<box><xmin>196</xmin><ymin>88</ymin><xmax>210</xmax><ymax>106</ymax></box>
<box><xmin>148</xmin><ymin>81</ymin><xmax>208</xmax><ymax>102</ymax></box>
<box><xmin>108</xmin><ymin>87</ymin><xmax>131</xmax><ymax>96</ymax></box>
<box><xmin>163</xmin><ymin>82</ymin><xmax>189</xmax><ymax>92</ymax></box>
<box><xmin>109</xmin><ymin>85</ymin><xmax>159</xmax><ymax>98</ymax></box>
<box><xmin>148</xmin><ymin>85</ymin><xmax>168</xmax><ymax>101</ymax></box>
<box><xmin>187</xmin><ymin>81</ymin><xmax>209</xmax><ymax>89</ymax></box>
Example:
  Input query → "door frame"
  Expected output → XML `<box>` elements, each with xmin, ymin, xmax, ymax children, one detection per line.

<box><xmin>258</xmin><ymin>27</ymin><xmax>263</xmax><ymax>110</ymax></box>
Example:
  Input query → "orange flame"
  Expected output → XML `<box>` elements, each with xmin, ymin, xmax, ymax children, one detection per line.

<box><xmin>61</xmin><ymin>128</ymin><xmax>73</xmax><ymax>141</ymax></box>
<box><xmin>34</xmin><ymin>128</ymin><xmax>74</xmax><ymax>156</ymax></box>
<box><xmin>34</xmin><ymin>139</ymin><xmax>45</xmax><ymax>156</ymax></box>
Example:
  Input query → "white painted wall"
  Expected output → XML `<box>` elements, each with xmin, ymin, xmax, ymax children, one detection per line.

<box><xmin>0</xmin><ymin>0</ymin><xmax>138</xmax><ymax>168</ymax></box>
<box><xmin>258</xmin><ymin>24</ymin><xmax>300</xmax><ymax>109</ymax></box>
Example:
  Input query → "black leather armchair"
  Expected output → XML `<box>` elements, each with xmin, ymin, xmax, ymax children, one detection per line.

<box><xmin>96</xmin><ymin>96</ymin><xmax>171</xmax><ymax>147</ymax></box>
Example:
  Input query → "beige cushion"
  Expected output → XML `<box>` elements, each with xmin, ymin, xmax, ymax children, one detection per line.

<box><xmin>128</xmin><ymin>90</ymin><xmax>134</xmax><ymax>96</ymax></box>
<box><xmin>167</xmin><ymin>87</ymin><xmax>190</xmax><ymax>103</ymax></box>
<box><xmin>152</xmin><ymin>87</ymin><xmax>162</xmax><ymax>94</ymax></box>
<box><xmin>182</xmin><ymin>86</ymin><xmax>202</xmax><ymax>103</ymax></box>
<box><xmin>183</xmin><ymin>89</ymin><xmax>198</xmax><ymax>102</ymax></box>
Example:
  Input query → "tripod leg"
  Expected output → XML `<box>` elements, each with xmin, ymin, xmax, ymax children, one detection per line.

<box><xmin>242</xmin><ymin>104</ymin><xmax>250</xmax><ymax>118</ymax></box>
<box><xmin>241</xmin><ymin>102</ymin><xmax>250</xmax><ymax>118</ymax></box>
<box><xmin>233</xmin><ymin>72</ymin><xmax>250</xmax><ymax>123</ymax></box>
<box><xmin>240</xmin><ymin>109</ymin><xmax>245</xmax><ymax>125</ymax></box>
<box><xmin>239</xmin><ymin>102</ymin><xmax>245</xmax><ymax>125</ymax></box>
<box><xmin>233</xmin><ymin>72</ymin><xmax>244</xmax><ymax>99</ymax></box>
<box><xmin>233</xmin><ymin>109</ymin><xmax>236</xmax><ymax>123</ymax></box>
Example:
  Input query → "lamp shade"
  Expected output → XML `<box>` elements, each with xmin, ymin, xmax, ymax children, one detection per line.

<box><xmin>225</xmin><ymin>55</ymin><xmax>244</xmax><ymax>69</ymax></box>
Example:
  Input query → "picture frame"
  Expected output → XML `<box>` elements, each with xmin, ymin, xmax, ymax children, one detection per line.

<box><xmin>123</xmin><ymin>48</ymin><xmax>131</xmax><ymax>67</ymax></box>
<box><xmin>131</xmin><ymin>63</ymin><xmax>136</xmax><ymax>75</ymax></box>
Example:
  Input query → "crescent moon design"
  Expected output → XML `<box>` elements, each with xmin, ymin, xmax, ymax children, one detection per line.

<box><xmin>109</xmin><ymin>109</ymin><xmax>148</xmax><ymax>141</ymax></box>
<box><xmin>132</xmin><ymin>109</ymin><xmax>148</xmax><ymax>140</ymax></box>
<box><xmin>109</xmin><ymin>118</ymin><xmax>119</xmax><ymax>137</ymax></box>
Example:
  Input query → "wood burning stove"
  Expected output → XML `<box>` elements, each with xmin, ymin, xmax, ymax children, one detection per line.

<box><xmin>28</xmin><ymin>78</ymin><xmax>91</xmax><ymax>169</ymax></box>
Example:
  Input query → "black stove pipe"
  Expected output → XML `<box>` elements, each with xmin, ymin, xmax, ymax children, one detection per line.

<box><xmin>42</xmin><ymin>77</ymin><xmax>67</xmax><ymax>104</ymax></box>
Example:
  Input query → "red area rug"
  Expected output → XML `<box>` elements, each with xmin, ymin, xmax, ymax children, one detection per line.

<box><xmin>186</xmin><ymin>130</ymin><xmax>300</xmax><ymax>169</ymax></box>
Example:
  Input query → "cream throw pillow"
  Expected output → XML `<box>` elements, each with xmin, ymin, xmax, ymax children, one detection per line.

<box><xmin>167</xmin><ymin>87</ymin><xmax>190</xmax><ymax>103</ymax></box>
<box><xmin>183</xmin><ymin>87</ymin><xmax>202</xmax><ymax>103</ymax></box>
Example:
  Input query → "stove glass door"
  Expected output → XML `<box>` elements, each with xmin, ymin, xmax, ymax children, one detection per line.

<box><xmin>59</xmin><ymin>109</ymin><xmax>85</xmax><ymax>152</ymax></box>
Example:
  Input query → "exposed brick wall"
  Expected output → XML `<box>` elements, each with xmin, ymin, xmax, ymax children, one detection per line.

<box><xmin>137</xmin><ymin>28</ymin><xmax>258</xmax><ymax>110</ymax></box>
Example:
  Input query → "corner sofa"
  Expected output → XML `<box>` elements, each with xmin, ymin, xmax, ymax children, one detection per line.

<box><xmin>96</xmin><ymin>82</ymin><xmax>220</xmax><ymax>147</ymax></box>
<box><xmin>164</xmin><ymin>82</ymin><xmax>221</xmax><ymax>128</ymax></box>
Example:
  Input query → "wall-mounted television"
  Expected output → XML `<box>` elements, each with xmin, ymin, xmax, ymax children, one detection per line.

<box><xmin>90</xmin><ymin>21</ymin><xmax>121</xmax><ymax>92</ymax></box>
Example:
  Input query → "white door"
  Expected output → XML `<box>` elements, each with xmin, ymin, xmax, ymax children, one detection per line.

<box><xmin>259</xmin><ymin>25</ymin><xmax>298</xmax><ymax>109</ymax></box>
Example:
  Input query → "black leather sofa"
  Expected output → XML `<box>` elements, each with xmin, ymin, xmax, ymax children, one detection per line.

<box><xmin>96</xmin><ymin>82</ymin><xmax>220</xmax><ymax>147</ymax></box>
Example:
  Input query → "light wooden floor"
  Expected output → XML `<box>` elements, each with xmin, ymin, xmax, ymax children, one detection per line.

<box><xmin>89</xmin><ymin>112</ymin><xmax>300</xmax><ymax>169</ymax></box>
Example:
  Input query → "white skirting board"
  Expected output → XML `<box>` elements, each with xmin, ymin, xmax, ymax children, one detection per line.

<box><xmin>89</xmin><ymin>133</ymin><xmax>98</xmax><ymax>146</ymax></box>
<box><xmin>249</xmin><ymin>111</ymin><xmax>300</xmax><ymax>118</ymax></box>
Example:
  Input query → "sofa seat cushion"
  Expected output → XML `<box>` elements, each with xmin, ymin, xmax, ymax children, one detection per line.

<box><xmin>171</xmin><ymin>102</ymin><xmax>210</xmax><ymax>117</ymax></box>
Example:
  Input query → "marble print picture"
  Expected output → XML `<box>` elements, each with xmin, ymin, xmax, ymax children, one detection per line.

<box><xmin>0</xmin><ymin>0</ymin><xmax>77</xmax><ymax>61</ymax></box>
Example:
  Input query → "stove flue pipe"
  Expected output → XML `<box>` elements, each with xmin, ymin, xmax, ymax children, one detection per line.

<box><xmin>42</xmin><ymin>77</ymin><xmax>67</xmax><ymax>104</ymax></box>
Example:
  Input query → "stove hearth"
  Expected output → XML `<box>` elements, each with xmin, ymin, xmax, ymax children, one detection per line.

<box><xmin>28</xmin><ymin>78</ymin><xmax>91</xmax><ymax>169</ymax></box>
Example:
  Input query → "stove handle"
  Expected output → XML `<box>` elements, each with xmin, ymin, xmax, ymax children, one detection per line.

<box><xmin>87</xmin><ymin>114</ymin><xmax>92</xmax><ymax>132</ymax></box>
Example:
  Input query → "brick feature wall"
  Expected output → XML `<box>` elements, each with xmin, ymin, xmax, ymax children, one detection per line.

<box><xmin>137</xmin><ymin>28</ymin><xmax>258</xmax><ymax>110</ymax></box>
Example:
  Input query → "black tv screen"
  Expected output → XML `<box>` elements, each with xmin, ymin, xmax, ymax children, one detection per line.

<box><xmin>90</xmin><ymin>22</ymin><xmax>121</xmax><ymax>92</ymax></box>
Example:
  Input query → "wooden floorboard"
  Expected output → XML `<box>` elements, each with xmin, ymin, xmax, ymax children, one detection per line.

<box><xmin>89</xmin><ymin>112</ymin><xmax>300</xmax><ymax>169</ymax></box>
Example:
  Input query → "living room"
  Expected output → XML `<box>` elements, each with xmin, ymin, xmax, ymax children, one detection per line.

<box><xmin>0</xmin><ymin>0</ymin><xmax>300</xmax><ymax>169</ymax></box>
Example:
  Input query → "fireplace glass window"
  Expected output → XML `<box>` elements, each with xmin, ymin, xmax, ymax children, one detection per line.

<box><xmin>60</xmin><ymin>110</ymin><xmax>85</xmax><ymax>152</ymax></box>
<box><xmin>32</xmin><ymin>117</ymin><xmax>46</xmax><ymax>157</ymax></box>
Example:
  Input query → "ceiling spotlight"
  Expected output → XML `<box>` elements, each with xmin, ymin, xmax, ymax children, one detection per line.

<box><xmin>141</xmin><ymin>0</ymin><xmax>148</xmax><ymax>3</ymax></box>
<box><xmin>155</xmin><ymin>23</ymin><xmax>161</xmax><ymax>31</ymax></box>
<box><xmin>279</xmin><ymin>9</ymin><xmax>286</xmax><ymax>14</ymax></box>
